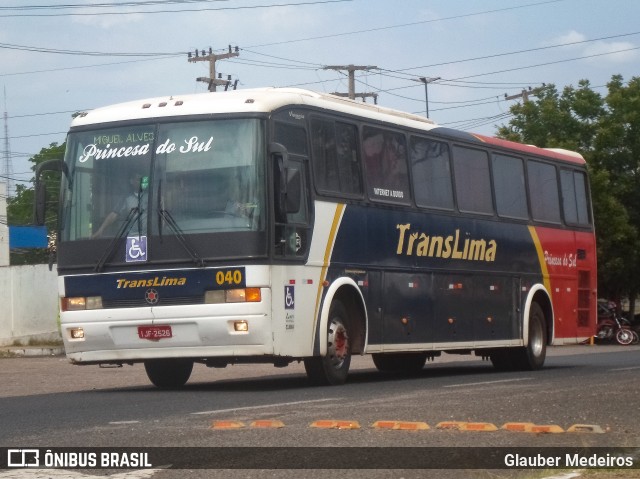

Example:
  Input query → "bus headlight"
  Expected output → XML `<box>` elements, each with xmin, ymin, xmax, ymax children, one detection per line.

<box><xmin>62</xmin><ymin>296</ymin><xmax>103</xmax><ymax>311</ymax></box>
<box><xmin>226</xmin><ymin>288</ymin><xmax>261</xmax><ymax>303</ymax></box>
<box><xmin>205</xmin><ymin>288</ymin><xmax>261</xmax><ymax>304</ymax></box>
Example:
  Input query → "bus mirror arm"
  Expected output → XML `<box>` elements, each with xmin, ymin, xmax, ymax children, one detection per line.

<box><xmin>34</xmin><ymin>159</ymin><xmax>68</xmax><ymax>226</ymax></box>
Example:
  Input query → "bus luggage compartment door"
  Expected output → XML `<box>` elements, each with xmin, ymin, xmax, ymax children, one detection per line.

<box><xmin>431</xmin><ymin>274</ymin><xmax>517</xmax><ymax>345</ymax></box>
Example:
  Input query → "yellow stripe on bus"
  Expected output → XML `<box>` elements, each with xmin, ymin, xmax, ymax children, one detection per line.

<box><xmin>313</xmin><ymin>203</ymin><xmax>346</xmax><ymax>337</ymax></box>
<box><xmin>527</xmin><ymin>225</ymin><xmax>552</xmax><ymax>297</ymax></box>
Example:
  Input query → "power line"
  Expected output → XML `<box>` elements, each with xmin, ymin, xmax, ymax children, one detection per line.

<box><xmin>0</xmin><ymin>0</ymin><xmax>351</xmax><ymax>17</ymax></box>
<box><xmin>0</xmin><ymin>57</ymin><xmax>173</xmax><ymax>78</ymax></box>
<box><xmin>0</xmin><ymin>0</ymin><xmax>228</xmax><ymax>10</ymax></box>
<box><xmin>0</xmin><ymin>42</ymin><xmax>181</xmax><ymax>57</ymax></box>
<box><xmin>445</xmin><ymin>45</ymin><xmax>640</xmax><ymax>82</ymax></box>
<box><xmin>246</xmin><ymin>0</ymin><xmax>568</xmax><ymax>49</ymax></box>
<box><xmin>384</xmin><ymin>30</ymin><xmax>640</xmax><ymax>76</ymax></box>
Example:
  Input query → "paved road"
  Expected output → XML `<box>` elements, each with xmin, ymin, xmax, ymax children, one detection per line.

<box><xmin>1</xmin><ymin>344</ymin><xmax>639</xmax><ymax>478</ymax></box>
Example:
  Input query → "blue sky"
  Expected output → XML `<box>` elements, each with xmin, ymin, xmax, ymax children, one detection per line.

<box><xmin>1</xmin><ymin>0</ymin><xmax>639</xmax><ymax>190</ymax></box>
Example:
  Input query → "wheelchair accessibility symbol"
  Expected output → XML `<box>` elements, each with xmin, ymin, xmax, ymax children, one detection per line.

<box><xmin>126</xmin><ymin>236</ymin><xmax>148</xmax><ymax>263</ymax></box>
<box><xmin>284</xmin><ymin>285</ymin><xmax>295</xmax><ymax>310</ymax></box>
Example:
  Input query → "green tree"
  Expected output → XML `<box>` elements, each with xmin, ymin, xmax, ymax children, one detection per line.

<box><xmin>7</xmin><ymin>142</ymin><xmax>65</xmax><ymax>265</ymax></box>
<box><xmin>497</xmin><ymin>76</ymin><xmax>640</xmax><ymax>309</ymax></box>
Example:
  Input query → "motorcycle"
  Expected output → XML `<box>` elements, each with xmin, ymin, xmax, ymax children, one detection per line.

<box><xmin>596</xmin><ymin>301</ymin><xmax>639</xmax><ymax>346</ymax></box>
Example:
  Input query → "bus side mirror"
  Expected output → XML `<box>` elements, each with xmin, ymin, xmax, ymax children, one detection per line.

<box><xmin>35</xmin><ymin>181</ymin><xmax>47</xmax><ymax>225</ymax></box>
<box><xmin>34</xmin><ymin>159</ymin><xmax>67</xmax><ymax>226</ymax></box>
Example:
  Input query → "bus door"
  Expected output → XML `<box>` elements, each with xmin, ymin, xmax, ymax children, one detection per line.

<box><xmin>272</xmin><ymin>120</ymin><xmax>311</xmax><ymax>260</ymax></box>
<box><xmin>270</xmin><ymin>120</ymin><xmax>312</xmax><ymax>356</ymax></box>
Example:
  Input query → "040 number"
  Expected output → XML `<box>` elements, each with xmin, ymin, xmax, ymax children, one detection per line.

<box><xmin>216</xmin><ymin>269</ymin><xmax>243</xmax><ymax>286</ymax></box>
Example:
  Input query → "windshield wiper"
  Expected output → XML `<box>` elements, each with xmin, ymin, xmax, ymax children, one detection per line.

<box><xmin>157</xmin><ymin>179</ymin><xmax>205</xmax><ymax>267</ymax></box>
<box><xmin>94</xmin><ymin>207</ymin><xmax>141</xmax><ymax>272</ymax></box>
<box><xmin>95</xmin><ymin>179</ymin><xmax>147</xmax><ymax>273</ymax></box>
<box><xmin>158</xmin><ymin>208</ymin><xmax>205</xmax><ymax>267</ymax></box>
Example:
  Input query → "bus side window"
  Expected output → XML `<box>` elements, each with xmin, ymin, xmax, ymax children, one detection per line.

<box><xmin>452</xmin><ymin>146</ymin><xmax>493</xmax><ymax>215</ymax></box>
<box><xmin>310</xmin><ymin>118</ymin><xmax>362</xmax><ymax>196</ymax></box>
<box><xmin>362</xmin><ymin>126</ymin><xmax>411</xmax><ymax>204</ymax></box>
<box><xmin>560</xmin><ymin>169</ymin><xmax>591</xmax><ymax>226</ymax></box>
<box><xmin>492</xmin><ymin>153</ymin><xmax>528</xmax><ymax>219</ymax></box>
<box><xmin>528</xmin><ymin>160</ymin><xmax>562</xmax><ymax>224</ymax></box>
<box><xmin>274</xmin><ymin>122</ymin><xmax>308</xmax><ymax>156</ymax></box>
<box><xmin>410</xmin><ymin>136</ymin><xmax>454</xmax><ymax>210</ymax></box>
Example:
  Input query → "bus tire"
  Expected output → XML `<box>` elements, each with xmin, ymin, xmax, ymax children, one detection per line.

<box><xmin>304</xmin><ymin>300</ymin><xmax>351</xmax><ymax>385</ymax></box>
<box><xmin>490</xmin><ymin>302</ymin><xmax>547</xmax><ymax>371</ymax></box>
<box><xmin>514</xmin><ymin>302</ymin><xmax>547</xmax><ymax>370</ymax></box>
<box><xmin>372</xmin><ymin>353</ymin><xmax>427</xmax><ymax>373</ymax></box>
<box><xmin>144</xmin><ymin>358</ymin><xmax>193</xmax><ymax>389</ymax></box>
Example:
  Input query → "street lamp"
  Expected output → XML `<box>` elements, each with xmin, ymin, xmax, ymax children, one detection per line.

<box><xmin>415</xmin><ymin>76</ymin><xmax>441</xmax><ymax>119</ymax></box>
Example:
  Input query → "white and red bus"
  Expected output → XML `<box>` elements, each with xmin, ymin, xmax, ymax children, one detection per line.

<box><xmin>36</xmin><ymin>88</ymin><xmax>596</xmax><ymax>388</ymax></box>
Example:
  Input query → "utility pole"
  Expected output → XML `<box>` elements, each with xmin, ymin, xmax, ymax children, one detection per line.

<box><xmin>414</xmin><ymin>76</ymin><xmax>440</xmax><ymax>118</ymax></box>
<box><xmin>2</xmin><ymin>87</ymin><xmax>12</xmax><ymax>198</ymax></box>
<box><xmin>324</xmin><ymin>65</ymin><xmax>378</xmax><ymax>103</ymax></box>
<box><xmin>188</xmin><ymin>45</ymin><xmax>239</xmax><ymax>92</ymax></box>
<box><xmin>504</xmin><ymin>85</ymin><xmax>545</xmax><ymax>103</ymax></box>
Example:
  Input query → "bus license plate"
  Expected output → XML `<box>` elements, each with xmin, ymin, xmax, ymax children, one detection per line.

<box><xmin>138</xmin><ymin>325</ymin><xmax>172</xmax><ymax>340</ymax></box>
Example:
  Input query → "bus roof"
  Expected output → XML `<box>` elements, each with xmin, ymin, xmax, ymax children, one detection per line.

<box><xmin>470</xmin><ymin>134</ymin><xmax>586</xmax><ymax>165</ymax></box>
<box><xmin>71</xmin><ymin>87</ymin><xmax>436</xmax><ymax>131</ymax></box>
<box><xmin>71</xmin><ymin>87</ymin><xmax>585</xmax><ymax>166</ymax></box>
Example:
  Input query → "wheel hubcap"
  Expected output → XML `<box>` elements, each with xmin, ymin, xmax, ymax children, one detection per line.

<box><xmin>530</xmin><ymin>320</ymin><xmax>543</xmax><ymax>356</ymax></box>
<box><xmin>327</xmin><ymin>319</ymin><xmax>348</xmax><ymax>369</ymax></box>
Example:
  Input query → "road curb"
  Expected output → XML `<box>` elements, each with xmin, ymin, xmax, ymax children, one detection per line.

<box><xmin>0</xmin><ymin>346</ymin><xmax>65</xmax><ymax>357</ymax></box>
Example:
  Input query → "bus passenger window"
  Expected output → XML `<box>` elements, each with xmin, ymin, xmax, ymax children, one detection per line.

<box><xmin>363</xmin><ymin>126</ymin><xmax>410</xmax><ymax>204</ymax></box>
<box><xmin>492</xmin><ymin>154</ymin><xmax>528</xmax><ymax>219</ymax></box>
<box><xmin>452</xmin><ymin>146</ymin><xmax>493</xmax><ymax>215</ymax></box>
<box><xmin>561</xmin><ymin>169</ymin><xmax>590</xmax><ymax>225</ymax></box>
<box><xmin>410</xmin><ymin>136</ymin><xmax>454</xmax><ymax>210</ymax></box>
<box><xmin>274</xmin><ymin>122</ymin><xmax>308</xmax><ymax>155</ymax></box>
<box><xmin>310</xmin><ymin>118</ymin><xmax>362</xmax><ymax>196</ymax></box>
<box><xmin>528</xmin><ymin>160</ymin><xmax>561</xmax><ymax>223</ymax></box>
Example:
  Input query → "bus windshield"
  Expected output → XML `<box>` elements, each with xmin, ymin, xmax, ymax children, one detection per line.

<box><xmin>60</xmin><ymin>118</ymin><xmax>266</xmax><ymax>242</ymax></box>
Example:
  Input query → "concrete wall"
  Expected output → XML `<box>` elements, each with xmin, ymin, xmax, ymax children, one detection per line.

<box><xmin>0</xmin><ymin>264</ymin><xmax>60</xmax><ymax>346</ymax></box>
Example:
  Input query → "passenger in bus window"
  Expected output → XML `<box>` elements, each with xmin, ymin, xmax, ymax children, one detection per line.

<box><xmin>225</xmin><ymin>181</ymin><xmax>256</xmax><ymax>219</ymax></box>
<box><xmin>363</xmin><ymin>130</ymin><xmax>385</xmax><ymax>182</ymax></box>
<box><xmin>91</xmin><ymin>172</ymin><xmax>146</xmax><ymax>238</ymax></box>
<box><xmin>384</xmin><ymin>134</ymin><xmax>408</xmax><ymax>191</ymax></box>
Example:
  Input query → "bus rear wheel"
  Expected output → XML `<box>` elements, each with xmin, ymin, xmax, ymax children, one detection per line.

<box><xmin>144</xmin><ymin>358</ymin><xmax>193</xmax><ymax>389</ymax></box>
<box><xmin>304</xmin><ymin>300</ymin><xmax>351</xmax><ymax>385</ymax></box>
<box><xmin>491</xmin><ymin>302</ymin><xmax>547</xmax><ymax>371</ymax></box>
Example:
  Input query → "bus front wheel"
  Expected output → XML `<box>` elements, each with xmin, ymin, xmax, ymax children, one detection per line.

<box><xmin>304</xmin><ymin>300</ymin><xmax>351</xmax><ymax>385</ymax></box>
<box><xmin>144</xmin><ymin>358</ymin><xmax>194</xmax><ymax>389</ymax></box>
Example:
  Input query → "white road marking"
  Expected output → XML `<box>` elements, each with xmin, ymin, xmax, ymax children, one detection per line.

<box><xmin>191</xmin><ymin>397</ymin><xmax>342</xmax><ymax>415</ymax></box>
<box><xmin>109</xmin><ymin>421</ymin><xmax>140</xmax><ymax>425</ymax></box>
<box><xmin>444</xmin><ymin>378</ymin><xmax>533</xmax><ymax>388</ymax></box>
